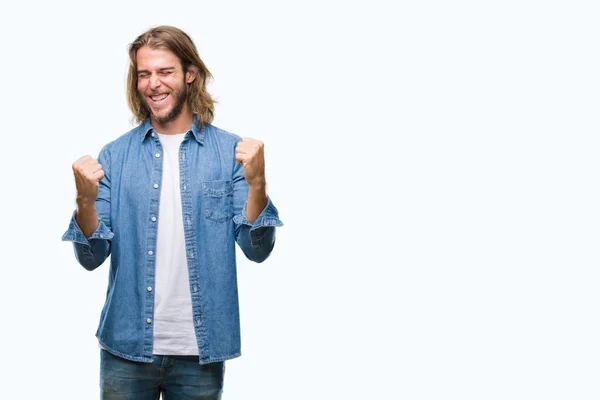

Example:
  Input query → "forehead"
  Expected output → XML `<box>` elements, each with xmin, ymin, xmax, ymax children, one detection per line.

<box><xmin>136</xmin><ymin>46</ymin><xmax>182</xmax><ymax>70</ymax></box>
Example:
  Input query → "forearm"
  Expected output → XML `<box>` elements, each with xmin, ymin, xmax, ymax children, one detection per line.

<box><xmin>245</xmin><ymin>182</ymin><xmax>268</xmax><ymax>224</ymax></box>
<box><xmin>75</xmin><ymin>201</ymin><xmax>100</xmax><ymax>238</ymax></box>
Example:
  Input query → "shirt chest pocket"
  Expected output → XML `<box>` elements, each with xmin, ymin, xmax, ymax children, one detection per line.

<box><xmin>202</xmin><ymin>180</ymin><xmax>234</xmax><ymax>222</ymax></box>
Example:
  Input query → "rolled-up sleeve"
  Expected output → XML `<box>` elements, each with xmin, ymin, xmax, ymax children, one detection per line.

<box><xmin>61</xmin><ymin>211</ymin><xmax>114</xmax><ymax>270</ymax></box>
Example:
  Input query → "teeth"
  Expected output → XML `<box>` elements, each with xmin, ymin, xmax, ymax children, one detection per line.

<box><xmin>151</xmin><ymin>94</ymin><xmax>168</xmax><ymax>101</ymax></box>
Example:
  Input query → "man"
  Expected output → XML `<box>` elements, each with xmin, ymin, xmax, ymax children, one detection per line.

<box><xmin>62</xmin><ymin>25</ymin><xmax>282</xmax><ymax>399</ymax></box>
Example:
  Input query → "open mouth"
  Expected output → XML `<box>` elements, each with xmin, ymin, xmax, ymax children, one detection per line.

<box><xmin>149</xmin><ymin>93</ymin><xmax>169</xmax><ymax>103</ymax></box>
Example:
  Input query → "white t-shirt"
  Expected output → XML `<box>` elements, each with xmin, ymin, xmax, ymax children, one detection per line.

<box><xmin>152</xmin><ymin>132</ymin><xmax>198</xmax><ymax>355</ymax></box>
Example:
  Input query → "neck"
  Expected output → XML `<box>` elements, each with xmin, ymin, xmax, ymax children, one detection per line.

<box><xmin>151</xmin><ymin>108</ymin><xmax>194</xmax><ymax>134</ymax></box>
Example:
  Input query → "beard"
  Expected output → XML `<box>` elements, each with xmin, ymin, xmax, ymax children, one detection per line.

<box><xmin>142</xmin><ymin>80</ymin><xmax>189</xmax><ymax>124</ymax></box>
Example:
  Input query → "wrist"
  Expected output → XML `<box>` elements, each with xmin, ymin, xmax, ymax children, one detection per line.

<box><xmin>76</xmin><ymin>197</ymin><xmax>97</xmax><ymax>210</ymax></box>
<box><xmin>247</xmin><ymin>178</ymin><xmax>266</xmax><ymax>191</ymax></box>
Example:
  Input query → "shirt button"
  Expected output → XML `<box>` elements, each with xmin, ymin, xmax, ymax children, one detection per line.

<box><xmin>148</xmin><ymin>250</ymin><xmax>153</xmax><ymax>256</ymax></box>
<box><xmin>146</xmin><ymin>318</ymin><xmax>152</xmax><ymax>324</ymax></box>
<box><xmin>151</xmin><ymin>132</ymin><xmax>155</xmax><ymax>137</ymax></box>
<box><xmin>147</xmin><ymin>286</ymin><xmax>152</xmax><ymax>292</ymax></box>
<box><xmin>154</xmin><ymin>184</ymin><xmax>159</xmax><ymax>189</ymax></box>
<box><xmin>151</xmin><ymin>216</ymin><xmax>157</xmax><ymax>222</ymax></box>
<box><xmin>155</xmin><ymin>153</ymin><xmax>160</xmax><ymax>158</ymax></box>
<box><xmin>99</xmin><ymin>234</ymin><xmax>103</xmax><ymax>238</ymax></box>
<box><xmin>183</xmin><ymin>184</ymin><xmax>187</xmax><ymax>191</ymax></box>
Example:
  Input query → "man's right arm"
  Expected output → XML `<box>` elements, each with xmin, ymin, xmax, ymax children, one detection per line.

<box><xmin>62</xmin><ymin>149</ymin><xmax>114</xmax><ymax>271</ymax></box>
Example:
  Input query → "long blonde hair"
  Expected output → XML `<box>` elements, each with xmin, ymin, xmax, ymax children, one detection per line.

<box><xmin>127</xmin><ymin>26</ymin><xmax>216</xmax><ymax>126</ymax></box>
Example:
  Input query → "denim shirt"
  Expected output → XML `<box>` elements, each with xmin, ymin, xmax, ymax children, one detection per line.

<box><xmin>61</xmin><ymin>116</ymin><xmax>283</xmax><ymax>364</ymax></box>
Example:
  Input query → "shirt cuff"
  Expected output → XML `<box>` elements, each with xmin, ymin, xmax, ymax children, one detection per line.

<box><xmin>61</xmin><ymin>210</ymin><xmax>114</xmax><ymax>246</ymax></box>
<box><xmin>233</xmin><ymin>196</ymin><xmax>283</xmax><ymax>232</ymax></box>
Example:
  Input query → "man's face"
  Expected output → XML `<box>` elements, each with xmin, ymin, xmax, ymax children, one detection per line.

<box><xmin>136</xmin><ymin>46</ymin><xmax>193</xmax><ymax>124</ymax></box>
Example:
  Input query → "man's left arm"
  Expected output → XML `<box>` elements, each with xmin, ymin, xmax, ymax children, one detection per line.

<box><xmin>232</xmin><ymin>138</ymin><xmax>283</xmax><ymax>263</ymax></box>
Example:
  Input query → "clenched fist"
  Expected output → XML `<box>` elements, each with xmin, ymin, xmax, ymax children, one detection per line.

<box><xmin>72</xmin><ymin>155</ymin><xmax>105</xmax><ymax>205</ymax></box>
<box><xmin>235</xmin><ymin>138</ymin><xmax>265</xmax><ymax>188</ymax></box>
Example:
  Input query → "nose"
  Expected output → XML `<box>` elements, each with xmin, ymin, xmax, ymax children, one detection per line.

<box><xmin>149</xmin><ymin>74</ymin><xmax>161</xmax><ymax>90</ymax></box>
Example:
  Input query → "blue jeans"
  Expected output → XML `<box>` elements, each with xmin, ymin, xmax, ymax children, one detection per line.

<box><xmin>100</xmin><ymin>349</ymin><xmax>225</xmax><ymax>399</ymax></box>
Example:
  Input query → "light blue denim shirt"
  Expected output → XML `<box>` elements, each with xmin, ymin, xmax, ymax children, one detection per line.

<box><xmin>62</xmin><ymin>116</ymin><xmax>283</xmax><ymax>364</ymax></box>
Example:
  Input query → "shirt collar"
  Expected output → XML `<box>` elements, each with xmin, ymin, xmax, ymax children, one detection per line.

<box><xmin>140</xmin><ymin>114</ymin><xmax>206</xmax><ymax>144</ymax></box>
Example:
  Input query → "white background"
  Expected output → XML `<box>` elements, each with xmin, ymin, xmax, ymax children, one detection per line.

<box><xmin>1</xmin><ymin>0</ymin><xmax>599</xmax><ymax>399</ymax></box>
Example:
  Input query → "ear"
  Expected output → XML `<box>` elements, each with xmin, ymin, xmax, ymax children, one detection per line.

<box><xmin>186</xmin><ymin>66</ymin><xmax>198</xmax><ymax>84</ymax></box>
